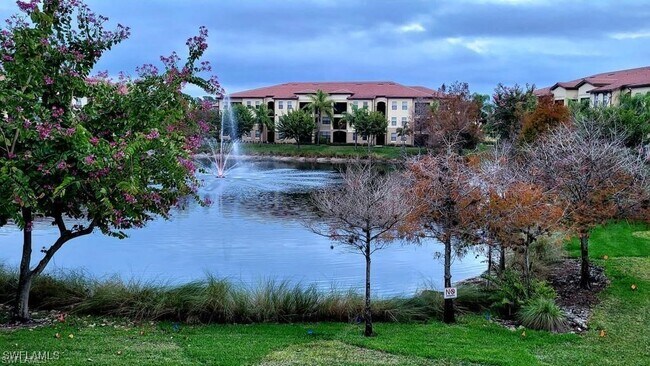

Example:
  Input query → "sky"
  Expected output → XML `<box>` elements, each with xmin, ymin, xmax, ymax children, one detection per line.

<box><xmin>1</xmin><ymin>0</ymin><xmax>649</xmax><ymax>97</ymax></box>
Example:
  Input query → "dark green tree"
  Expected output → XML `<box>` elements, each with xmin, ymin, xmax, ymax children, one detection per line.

<box><xmin>276</xmin><ymin>109</ymin><xmax>315</xmax><ymax>148</ymax></box>
<box><xmin>490</xmin><ymin>83</ymin><xmax>536</xmax><ymax>141</ymax></box>
<box><xmin>226</xmin><ymin>104</ymin><xmax>255</xmax><ymax>139</ymax></box>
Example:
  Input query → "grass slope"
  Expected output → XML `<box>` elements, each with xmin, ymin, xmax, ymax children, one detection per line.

<box><xmin>1</xmin><ymin>221</ymin><xmax>648</xmax><ymax>365</ymax></box>
<box><xmin>239</xmin><ymin>144</ymin><xmax>422</xmax><ymax>160</ymax></box>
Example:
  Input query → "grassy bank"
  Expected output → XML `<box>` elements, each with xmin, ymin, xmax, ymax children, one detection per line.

<box><xmin>0</xmin><ymin>270</ymin><xmax>492</xmax><ymax>325</ymax></box>
<box><xmin>238</xmin><ymin>143</ymin><xmax>422</xmax><ymax>160</ymax></box>
<box><xmin>1</xmin><ymin>221</ymin><xmax>649</xmax><ymax>365</ymax></box>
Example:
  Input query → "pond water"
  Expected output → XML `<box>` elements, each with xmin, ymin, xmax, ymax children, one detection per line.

<box><xmin>0</xmin><ymin>161</ymin><xmax>485</xmax><ymax>297</ymax></box>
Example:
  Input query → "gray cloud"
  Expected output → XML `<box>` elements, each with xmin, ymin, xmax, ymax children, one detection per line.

<box><xmin>0</xmin><ymin>0</ymin><xmax>649</xmax><ymax>96</ymax></box>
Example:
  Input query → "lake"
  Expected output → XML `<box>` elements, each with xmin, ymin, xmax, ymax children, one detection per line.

<box><xmin>0</xmin><ymin>161</ymin><xmax>485</xmax><ymax>297</ymax></box>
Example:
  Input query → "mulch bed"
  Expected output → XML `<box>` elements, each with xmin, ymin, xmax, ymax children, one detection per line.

<box><xmin>546</xmin><ymin>259</ymin><xmax>609</xmax><ymax>332</ymax></box>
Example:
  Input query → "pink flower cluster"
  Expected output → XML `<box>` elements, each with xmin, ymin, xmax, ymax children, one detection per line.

<box><xmin>17</xmin><ymin>0</ymin><xmax>40</xmax><ymax>13</ymax></box>
<box><xmin>186</xmin><ymin>26</ymin><xmax>209</xmax><ymax>54</ymax></box>
<box><xmin>145</xmin><ymin>129</ymin><xmax>160</xmax><ymax>140</ymax></box>
<box><xmin>178</xmin><ymin>157</ymin><xmax>196</xmax><ymax>173</ymax></box>
<box><xmin>123</xmin><ymin>193</ymin><xmax>136</xmax><ymax>204</ymax></box>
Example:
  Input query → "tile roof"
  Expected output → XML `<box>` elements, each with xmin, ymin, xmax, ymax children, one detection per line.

<box><xmin>546</xmin><ymin>66</ymin><xmax>650</xmax><ymax>93</ymax></box>
<box><xmin>534</xmin><ymin>86</ymin><xmax>552</xmax><ymax>96</ymax></box>
<box><xmin>228</xmin><ymin>81</ymin><xmax>443</xmax><ymax>100</ymax></box>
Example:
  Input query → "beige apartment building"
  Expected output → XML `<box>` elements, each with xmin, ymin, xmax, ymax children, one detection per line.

<box><xmin>536</xmin><ymin>66</ymin><xmax>650</xmax><ymax>107</ymax></box>
<box><xmin>223</xmin><ymin>81</ymin><xmax>442</xmax><ymax>145</ymax></box>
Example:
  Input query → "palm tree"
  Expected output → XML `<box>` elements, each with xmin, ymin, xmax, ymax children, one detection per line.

<box><xmin>253</xmin><ymin>104</ymin><xmax>274</xmax><ymax>143</ymax></box>
<box><xmin>306</xmin><ymin>90</ymin><xmax>334</xmax><ymax>145</ymax></box>
<box><xmin>396</xmin><ymin>120</ymin><xmax>412</xmax><ymax>152</ymax></box>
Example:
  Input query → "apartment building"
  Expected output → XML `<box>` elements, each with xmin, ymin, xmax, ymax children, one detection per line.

<box><xmin>536</xmin><ymin>66</ymin><xmax>650</xmax><ymax>107</ymax></box>
<box><xmin>223</xmin><ymin>81</ymin><xmax>442</xmax><ymax>145</ymax></box>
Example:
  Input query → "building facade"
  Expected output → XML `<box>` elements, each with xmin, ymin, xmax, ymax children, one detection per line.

<box><xmin>536</xmin><ymin>66</ymin><xmax>650</xmax><ymax>107</ymax></box>
<box><xmin>222</xmin><ymin>81</ymin><xmax>441</xmax><ymax>145</ymax></box>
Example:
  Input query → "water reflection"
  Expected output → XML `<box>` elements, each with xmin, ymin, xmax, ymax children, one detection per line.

<box><xmin>0</xmin><ymin>161</ymin><xmax>485</xmax><ymax>296</ymax></box>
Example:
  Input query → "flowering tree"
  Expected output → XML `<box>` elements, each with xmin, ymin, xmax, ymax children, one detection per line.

<box><xmin>309</xmin><ymin>163</ymin><xmax>412</xmax><ymax>336</ymax></box>
<box><xmin>530</xmin><ymin>119</ymin><xmax>649</xmax><ymax>288</ymax></box>
<box><xmin>406</xmin><ymin>153</ymin><xmax>482</xmax><ymax>323</ymax></box>
<box><xmin>0</xmin><ymin>0</ymin><xmax>221</xmax><ymax>321</ymax></box>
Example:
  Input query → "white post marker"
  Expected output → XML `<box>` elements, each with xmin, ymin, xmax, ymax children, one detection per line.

<box><xmin>444</xmin><ymin>287</ymin><xmax>457</xmax><ymax>299</ymax></box>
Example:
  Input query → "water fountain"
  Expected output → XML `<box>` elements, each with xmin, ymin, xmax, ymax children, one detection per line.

<box><xmin>206</xmin><ymin>95</ymin><xmax>239</xmax><ymax>178</ymax></box>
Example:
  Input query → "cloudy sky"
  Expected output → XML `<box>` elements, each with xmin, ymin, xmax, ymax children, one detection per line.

<box><xmin>2</xmin><ymin>0</ymin><xmax>649</xmax><ymax>96</ymax></box>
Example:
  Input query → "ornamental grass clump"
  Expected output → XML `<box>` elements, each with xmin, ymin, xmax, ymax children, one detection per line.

<box><xmin>518</xmin><ymin>297</ymin><xmax>567</xmax><ymax>332</ymax></box>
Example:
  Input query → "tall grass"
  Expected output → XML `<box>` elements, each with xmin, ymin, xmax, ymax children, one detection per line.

<box><xmin>0</xmin><ymin>267</ymin><xmax>467</xmax><ymax>324</ymax></box>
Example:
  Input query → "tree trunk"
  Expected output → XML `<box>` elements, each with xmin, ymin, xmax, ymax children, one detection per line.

<box><xmin>316</xmin><ymin>111</ymin><xmax>321</xmax><ymax>145</ymax></box>
<box><xmin>523</xmin><ymin>238</ymin><xmax>531</xmax><ymax>291</ymax></box>
<box><xmin>499</xmin><ymin>244</ymin><xmax>506</xmax><ymax>274</ymax></box>
<box><xmin>487</xmin><ymin>245</ymin><xmax>493</xmax><ymax>277</ymax></box>
<box><xmin>579</xmin><ymin>232</ymin><xmax>591</xmax><ymax>289</ymax></box>
<box><xmin>367</xmin><ymin>135</ymin><xmax>371</xmax><ymax>155</ymax></box>
<box><xmin>14</xmin><ymin>208</ymin><xmax>33</xmax><ymax>322</ymax></box>
<box><xmin>364</xmin><ymin>236</ymin><xmax>373</xmax><ymax>336</ymax></box>
<box><xmin>443</xmin><ymin>234</ymin><xmax>455</xmax><ymax>324</ymax></box>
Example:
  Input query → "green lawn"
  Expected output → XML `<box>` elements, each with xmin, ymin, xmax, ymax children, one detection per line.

<box><xmin>238</xmin><ymin>144</ymin><xmax>422</xmax><ymax>160</ymax></box>
<box><xmin>567</xmin><ymin>220</ymin><xmax>650</xmax><ymax>258</ymax></box>
<box><xmin>2</xmin><ymin>221</ymin><xmax>649</xmax><ymax>365</ymax></box>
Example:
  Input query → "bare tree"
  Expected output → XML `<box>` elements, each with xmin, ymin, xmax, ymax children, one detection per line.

<box><xmin>406</xmin><ymin>152</ymin><xmax>483</xmax><ymax>323</ymax></box>
<box><xmin>308</xmin><ymin>163</ymin><xmax>412</xmax><ymax>336</ymax></box>
<box><xmin>529</xmin><ymin>118</ymin><xmax>649</xmax><ymax>288</ymax></box>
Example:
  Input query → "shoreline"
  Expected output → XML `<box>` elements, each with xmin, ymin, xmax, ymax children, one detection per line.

<box><xmin>194</xmin><ymin>153</ymin><xmax>402</xmax><ymax>164</ymax></box>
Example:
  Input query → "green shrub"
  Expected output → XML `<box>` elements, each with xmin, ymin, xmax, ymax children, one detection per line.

<box><xmin>518</xmin><ymin>297</ymin><xmax>567</xmax><ymax>332</ymax></box>
<box><xmin>488</xmin><ymin>270</ymin><xmax>557</xmax><ymax>318</ymax></box>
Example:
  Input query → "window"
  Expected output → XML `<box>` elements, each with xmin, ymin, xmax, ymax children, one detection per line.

<box><xmin>603</xmin><ymin>94</ymin><xmax>610</xmax><ymax>106</ymax></box>
<box><xmin>392</xmin><ymin>101</ymin><xmax>397</xmax><ymax>110</ymax></box>
<box><xmin>321</xmin><ymin>131</ymin><xmax>331</xmax><ymax>142</ymax></box>
<box><xmin>353</xmin><ymin>101</ymin><xmax>358</xmax><ymax>109</ymax></box>
<box><xmin>322</xmin><ymin>117</ymin><xmax>331</xmax><ymax>125</ymax></box>
<box><xmin>287</xmin><ymin>101</ymin><xmax>293</xmax><ymax>110</ymax></box>
<box><xmin>278</xmin><ymin>101</ymin><xmax>284</xmax><ymax>109</ymax></box>
<box><xmin>255</xmin><ymin>101</ymin><xmax>261</xmax><ymax>107</ymax></box>
<box><xmin>391</xmin><ymin>133</ymin><xmax>397</xmax><ymax>142</ymax></box>
<box><xmin>402</xmin><ymin>101</ymin><xmax>408</xmax><ymax>110</ymax></box>
<box><xmin>391</xmin><ymin>117</ymin><xmax>397</xmax><ymax>126</ymax></box>
<box><xmin>255</xmin><ymin>130</ymin><xmax>261</xmax><ymax>138</ymax></box>
<box><xmin>246</xmin><ymin>101</ymin><xmax>252</xmax><ymax>107</ymax></box>
<box><xmin>363</xmin><ymin>101</ymin><xmax>368</xmax><ymax>109</ymax></box>
<box><xmin>353</xmin><ymin>132</ymin><xmax>357</xmax><ymax>141</ymax></box>
<box><xmin>401</xmin><ymin>117</ymin><xmax>407</xmax><ymax>126</ymax></box>
<box><xmin>362</xmin><ymin>135</ymin><xmax>368</xmax><ymax>141</ymax></box>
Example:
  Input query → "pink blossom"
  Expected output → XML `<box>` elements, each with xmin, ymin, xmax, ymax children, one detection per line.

<box><xmin>123</xmin><ymin>193</ymin><xmax>137</xmax><ymax>204</ymax></box>
<box><xmin>89</xmin><ymin>136</ymin><xmax>99</xmax><ymax>145</ymax></box>
<box><xmin>56</xmin><ymin>161</ymin><xmax>67</xmax><ymax>170</ymax></box>
<box><xmin>84</xmin><ymin>155</ymin><xmax>96</xmax><ymax>165</ymax></box>
<box><xmin>36</xmin><ymin>124</ymin><xmax>53</xmax><ymax>139</ymax></box>
<box><xmin>145</xmin><ymin>129</ymin><xmax>160</xmax><ymax>140</ymax></box>
<box><xmin>17</xmin><ymin>0</ymin><xmax>40</xmax><ymax>13</ymax></box>
<box><xmin>178</xmin><ymin>157</ymin><xmax>196</xmax><ymax>173</ymax></box>
<box><xmin>44</xmin><ymin>76</ymin><xmax>54</xmax><ymax>85</ymax></box>
<box><xmin>51</xmin><ymin>106</ymin><xmax>64</xmax><ymax>118</ymax></box>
